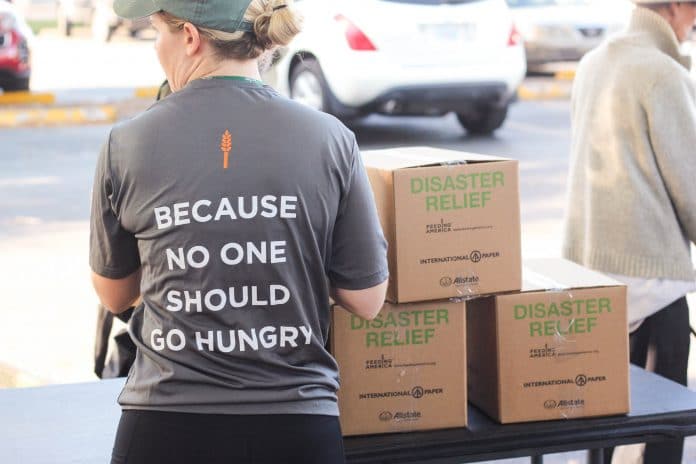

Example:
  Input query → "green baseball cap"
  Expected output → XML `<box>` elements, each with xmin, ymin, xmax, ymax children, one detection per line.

<box><xmin>113</xmin><ymin>0</ymin><xmax>255</xmax><ymax>33</ymax></box>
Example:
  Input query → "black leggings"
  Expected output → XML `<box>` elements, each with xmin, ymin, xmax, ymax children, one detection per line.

<box><xmin>111</xmin><ymin>410</ymin><xmax>346</xmax><ymax>464</ymax></box>
<box><xmin>604</xmin><ymin>296</ymin><xmax>690</xmax><ymax>464</ymax></box>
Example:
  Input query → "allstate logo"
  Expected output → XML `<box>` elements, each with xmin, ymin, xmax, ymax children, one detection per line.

<box><xmin>411</xmin><ymin>386</ymin><xmax>424</xmax><ymax>399</ymax></box>
<box><xmin>440</xmin><ymin>277</ymin><xmax>453</xmax><ymax>287</ymax></box>
<box><xmin>575</xmin><ymin>374</ymin><xmax>588</xmax><ymax>387</ymax></box>
<box><xmin>544</xmin><ymin>400</ymin><xmax>557</xmax><ymax>409</ymax></box>
<box><xmin>470</xmin><ymin>250</ymin><xmax>482</xmax><ymax>263</ymax></box>
<box><xmin>378</xmin><ymin>411</ymin><xmax>393</xmax><ymax>422</ymax></box>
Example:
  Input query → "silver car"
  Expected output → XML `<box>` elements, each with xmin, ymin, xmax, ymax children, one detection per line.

<box><xmin>507</xmin><ymin>0</ymin><xmax>630</xmax><ymax>67</ymax></box>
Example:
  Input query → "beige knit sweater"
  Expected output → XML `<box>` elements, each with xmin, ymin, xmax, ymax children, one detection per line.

<box><xmin>563</xmin><ymin>7</ymin><xmax>696</xmax><ymax>280</ymax></box>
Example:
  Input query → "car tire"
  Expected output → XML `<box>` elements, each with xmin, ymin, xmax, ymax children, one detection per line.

<box><xmin>2</xmin><ymin>77</ymin><xmax>30</xmax><ymax>92</ymax></box>
<box><xmin>456</xmin><ymin>105</ymin><xmax>509</xmax><ymax>135</ymax></box>
<box><xmin>289</xmin><ymin>58</ymin><xmax>332</xmax><ymax>114</ymax></box>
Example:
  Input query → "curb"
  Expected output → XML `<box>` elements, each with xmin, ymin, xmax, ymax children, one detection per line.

<box><xmin>554</xmin><ymin>69</ymin><xmax>576</xmax><ymax>81</ymax></box>
<box><xmin>135</xmin><ymin>86</ymin><xmax>160</xmax><ymax>99</ymax></box>
<box><xmin>0</xmin><ymin>86</ymin><xmax>159</xmax><ymax>109</ymax></box>
<box><xmin>516</xmin><ymin>68</ymin><xmax>576</xmax><ymax>101</ymax></box>
<box><xmin>518</xmin><ymin>72</ymin><xmax>574</xmax><ymax>101</ymax></box>
<box><xmin>0</xmin><ymin>87</ymin><xmax>159</xmax><ymax>128</ymax></box>
<box><xmin>0</xmin><ymin>105</ymin><xmax>117</xmax><ymax>128</ymax></box>
<box><xmin>518</xmin><ymin>83</ymin><xmax>572</xmax><ymax>101</ymax></box>
<box><xmin>0</xmin><ymin>91</ymin><xmax>56</xmax><ymax>105</ymax></box>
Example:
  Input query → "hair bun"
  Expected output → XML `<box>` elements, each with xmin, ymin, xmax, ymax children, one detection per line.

<box><xmin>252</xmin><ymin>1</ymin><xmax>301</xmax><ymax>49</ymax></box>
<box><xmin>253</xmin><ymin>10</ymin><xmax>274</xmax><ymax>49</ymax></box>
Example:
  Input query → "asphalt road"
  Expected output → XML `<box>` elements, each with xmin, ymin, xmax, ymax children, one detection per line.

<box><xmin>0</xmin><ymin>100</ymin><xmax>570</xmax><ymax>387</ymax></box>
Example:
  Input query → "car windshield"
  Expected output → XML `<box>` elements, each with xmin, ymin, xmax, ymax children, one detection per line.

<box><xmin>507</xmin><ymin>0</ymin><xmax>589</xmax><ymax>7</ymax></box>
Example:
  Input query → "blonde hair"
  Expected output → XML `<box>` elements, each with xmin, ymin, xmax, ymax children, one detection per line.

<box><xmin>160</xmin><ymin>0</ymin><xmax>301</xmax><ymax>60</ymax></box>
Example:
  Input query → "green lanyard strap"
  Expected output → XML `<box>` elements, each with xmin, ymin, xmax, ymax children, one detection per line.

<box><xmin>208</xmin><ymin>75</ymin><xmax>264</xmax><ymax>87</ymax></box>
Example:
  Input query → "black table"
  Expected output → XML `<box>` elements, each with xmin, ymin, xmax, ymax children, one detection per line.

<box><xmin>2</xmin><ymin>366</ymin><xmax>696</xmax><ymax>464</ymax></box>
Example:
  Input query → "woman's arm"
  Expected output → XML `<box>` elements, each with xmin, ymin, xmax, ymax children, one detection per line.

<box><xmin>91</xmin><ymin>268</ymin><xmax>142</xmax><ymax>314</ymax></box>
<box><xmin>331</xmin><ymin>279</ymin><xmax>388</xmax><ymax>321</ymax></box>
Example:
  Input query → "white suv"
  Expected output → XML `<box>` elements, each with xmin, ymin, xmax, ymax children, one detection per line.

<box><xmin>270</xmin><ymin>0</ymin><xmax>527</xmax><ymax>134</ymax></box>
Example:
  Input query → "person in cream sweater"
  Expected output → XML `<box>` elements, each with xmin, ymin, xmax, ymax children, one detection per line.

<box><xmin>563</xmin><ymin>1</ymin><xmax>696</xmax><ymax>462</ymax></box>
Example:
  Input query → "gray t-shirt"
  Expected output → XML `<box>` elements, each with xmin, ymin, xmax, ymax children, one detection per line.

<box><xmin>89</xmin><ymin>78</ymin><xmax>388</xmax><ymax>415</ymax></box>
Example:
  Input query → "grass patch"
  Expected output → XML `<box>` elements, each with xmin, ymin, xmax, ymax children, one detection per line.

<box><xmin>27</xmin><ymin>19</ymin><xmax>57</xmax><ymax>34</ymax></box>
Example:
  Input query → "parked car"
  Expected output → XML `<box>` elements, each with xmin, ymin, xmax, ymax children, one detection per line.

<box><xmin>506</xmin><ymin>0</ymin><xmax>631</xmax><ymax>68</ymax></box>
<box><xmin>0</xmin><ymin>0</ymin><xmax>32</xmax><ymax>91</ymax></box>
<box><xmin>56</xmin><ymin>0</ymin><xmax>149</xmax><ymax>41</ymax></box>
<box><xmin>268</xmin><ymin>0</ymin><xmax>527</xmax><ymax>135</ymax></box>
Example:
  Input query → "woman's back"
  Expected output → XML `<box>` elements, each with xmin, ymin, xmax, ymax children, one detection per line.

<box><xmin>92</xmin><ymin>77</ymin><xmax>387</xmax><ymax>414</ymax></box>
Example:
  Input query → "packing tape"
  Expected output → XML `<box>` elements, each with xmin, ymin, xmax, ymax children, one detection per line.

<box><xmin>523</xmin><ymin>267</ymin><xmax>571</xmax><ymax>292</ymax></box>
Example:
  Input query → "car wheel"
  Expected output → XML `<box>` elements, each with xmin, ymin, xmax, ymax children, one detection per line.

<box><xmin>289</xmin><ymin>58</ymin><xmax>331</xmax><ymax>114</ymax></box>
<box><xmin>456</xmin><ymin>105</ymin><xmax>509</xmax><ymax>135</ymax></box>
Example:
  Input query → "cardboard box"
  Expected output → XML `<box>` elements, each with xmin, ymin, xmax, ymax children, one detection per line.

<box><xmin>363</xmin><ymin>146</ymin><xmax>521</xmax><ymax>303</ymax></box>
<box><xmin>467</xmin><ymin>258</ymin><xmax>629</xmax><ymax>424</ymax></box>
<box><xmin>331</xmin><ymin>300</ymin><xmax>467</xmax><ymax>436</ymax></box>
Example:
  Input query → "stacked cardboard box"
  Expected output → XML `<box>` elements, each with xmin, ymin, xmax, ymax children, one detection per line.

<box><xmin>360</xmin><ymin>146</ymin><xmax>522</xmax><ymax>302</ymax></box>
<box><xmin>331</xmin><ymin>300</ymin><xmax>467</xmax><ymax>436</ymax></box>
<box><xmin>467</xmin><ymin>259</ymin><xmax>630</xmax><ymax>423</ymax></box>
<box><xmin>331</xmin><ymin>147</ymin><xmax>523</xmax><ymax>435</ymax></box>
<box><xmin>330</xmin><ymin>146</ymin><xmax>629</xmax><ymax>436</ymax></box>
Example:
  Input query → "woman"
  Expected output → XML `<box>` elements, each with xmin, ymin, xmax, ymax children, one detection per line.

<box><xmin>89</xmin><ymin>1</ymin><xmax>389</xmax><ymax>463</ymax></box>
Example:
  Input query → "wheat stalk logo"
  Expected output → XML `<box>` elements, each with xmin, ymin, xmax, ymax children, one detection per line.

<box><xmin>220</xmin><ymin>130</ymin><xmax>232</xmax><ymax>169</ymax></box>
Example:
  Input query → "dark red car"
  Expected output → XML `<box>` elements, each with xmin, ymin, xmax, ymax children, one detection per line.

<box><xmin>0</xmin><ymin>0</ymin><xmax>32</xmax><ymax>91</ymax></box>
